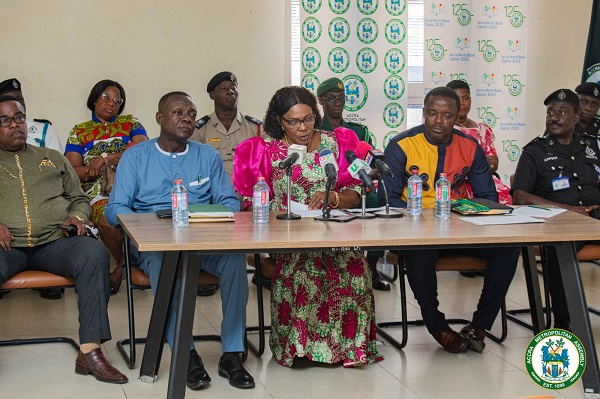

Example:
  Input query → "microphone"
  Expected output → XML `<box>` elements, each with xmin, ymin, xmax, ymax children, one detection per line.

<box><xmin>318</xmin><ymin>148</ymin><xmax>338</xmax><ymax>184</ymax></box>
<box><xmin>278</xmin><ymin>144</ymin><xmax>307</xmax><ymax>169</ymax></box>
<box><xmin>344</xmin><ymin>150</ymin><xmax>376</xmax><ymax>192</ymax></box>
<box><xmin>365</xmin><ymin>149</ymin><xmax>395</xmax><ymax>178</ymax></box>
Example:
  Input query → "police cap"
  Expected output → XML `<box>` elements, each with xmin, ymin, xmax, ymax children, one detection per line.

<box><xmin>317</xmin><ymin>77</ymin><xmax>344</xmax><ymax>97</ymax></box>
<box><xmin>0</xmin><ymin>78</ymin><xmax>21</xmax><ymax>95</ymax></box>
<box><xmin>544</xmin><ymin>89</ymin><xmax>579</xmax><ymax>111</ymax></box>
<box><xmin>206</xmin><ymin>72</ymin><xmax>237</xmax><ymax>93</ymax></box>
<box><xmin>575</xmin><ymin>82</ymin><xmax>600</xmax><ymax>99</ymax></box>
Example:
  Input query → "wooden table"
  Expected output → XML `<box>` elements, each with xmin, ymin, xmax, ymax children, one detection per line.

<box><xmin>118</xmin><ymin>209</ymin><xmax>600</xmax><ymax>399</ymax></box>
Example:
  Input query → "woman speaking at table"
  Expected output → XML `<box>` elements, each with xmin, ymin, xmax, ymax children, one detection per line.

<box><xmin>233</xmin><ymin>86</ymin><xmax>382</xmax><ymax>368</ymax></box>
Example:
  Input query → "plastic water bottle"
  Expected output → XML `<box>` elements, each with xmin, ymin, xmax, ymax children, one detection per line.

<box><xmin>171</xmin><ymin>179</ymin><xmax>189</xmax><ymax>227</ymax></box>
<box><xmin>253</xmin><ymin>177</ymin><xmax>270</xmax><ymax>224</ymax></box>
<box><xmin>435</xmin><ymin>173</ymin><xmax>451</xmax><ymax>219</ymax></box>
<box><xmin>406</xmin><ymin>169</ymin><xmax>422</xmax><ymax>215</ymax></box>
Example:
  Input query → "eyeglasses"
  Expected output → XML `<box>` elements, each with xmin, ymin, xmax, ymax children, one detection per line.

<box><xmin>100</xmin><ymin>93</ymin><xmax>124</xmax><ymax>106</ymax></box>
<box><xmin>322</xmin><ymin>94</ymin><xmax>346</xmax><ymax>104</ymax></box>
<box><xmin>0</xmin><ymin>114</ymin><xmax>26</xmax><ymax>127</ymax></box>
<box><xmin>281</xmin><ymin>115</ymin><xmax>316</xmax><ymax>128</ymax></box>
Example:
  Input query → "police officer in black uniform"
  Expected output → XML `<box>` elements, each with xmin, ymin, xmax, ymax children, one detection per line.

<box><xmin>575</xmin><ymin>82</ymin><xmax>600</xmax><ymax>138</ymax></box>
<box><xmin>512</xmin><ymin>88</ymin><xmax>600</xmax><ymax>329</ymax></box>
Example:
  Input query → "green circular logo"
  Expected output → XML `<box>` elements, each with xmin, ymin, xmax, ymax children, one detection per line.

<box><xmin>302</xmin><ymin>17</ymin><xmax>322</xmax><ymax>43</ymax></box>
<box><xmin>301</xmin><ymin>74</ymin><xmax>321</xmax><ymax>94</ymax></box>
<box><xmin>328</xmin><ymin>47</ymin><xmax>350</xmax><ymax>73</ymax></box>
<box><xmin>383</xmin><ymin>75</ymin><xmax>405</xmax><ymax>100</ymax></box>
<box><xmin>342</xmin><ymin>75</ymin><xmax>368</xmax><ymax>112</ymax></box>
<box><xmin>329</xmin><ymin>17</ymin><xmax>351</xmax><ymax>43</ymax></box>
<box><xmin>302</xmin><ymin>0</ymin><xmax>322</xmax><ymax>14</ymax></box>
<box><xmin>356</xmin><ymin>47</ymin><xmax>378</xmax><ymax>74</ymax></box>
<box><xmin>457</xmin><ymin>8</ymin><xmax>472</xmax><ymax>26</ymax></box>
<box><xmin>509</xmin><ymin>10</ymin><xmax>525</xmax><ymax>28</ymax></box>
<box><xmin>482</xmin><ymin>45</ymin><xmax>497</xmax><ymax>62</ymax></box>
<box><xmin>383</xmin><ymin>131</ymin><xmax>399</xmax><ymax>149</ymax></box>
<box><xmin>430</xmin><ymin>42</ymin><xmax>445</xmax><ymax>62</ymax></box>
<box><xmin>384</xmin><ymin>48</ymin><xmax>406</xmax><ymax>74</ymax></box>
<box><xmin>385</xmin><ymin>19</ymin><xmax>406</xmax><ymax>44</ymax></box>
<box><xmin>357</xmin><ymin>18</ymin><xmax>378</xmax><ymax>44</ymax></box>
<box><xmin>302</xmin><ymin>47</ymin><xmax>321</xmax><ymax>73</ymax></box>
<box><xmin>368</xmin><ymin>130</ymin><xmax>377</xmax><ymax>148</ymax></box>
<box><xmin>357</xmin><ymin>0</ymin><xmax>378</xmax><ymax>15</ymax></box>
<box><xmin>506</xmin><ymin>143</ymin><xmax>521</xmax><ymax>162</ymax></box>
<box><xmin>329</xmin><ymin>0</ymin><xmax>351</xmax><ymax>14</ymax></box>
<box><xmin>525</xmin><ymin>329</ymin><xmax>586</xmax><ymax>390</ymax></box>
<box><xmin>383</xmin><ymin>103</ymin><xmax>404</xmax><ymax>128</ymax></box>
<box><xmin>385</xmin><ymin>0</ymin><xmax>406</xmax><ymax>15</ymax></box>
<box><xmin>481</xmin><ymin>111</ymin><xmax>497</xmax><ymax>128</ymax></box>
<box><xmin>508</xmin><ymin>79</ymin><xmax>524</xmax><ymax>96</ymax></box>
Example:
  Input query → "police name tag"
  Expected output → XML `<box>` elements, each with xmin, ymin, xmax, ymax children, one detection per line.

<box><xmin>552</xmin><ymin>176</ymin><xmax>570</xmax><ymax>191</ymax></box>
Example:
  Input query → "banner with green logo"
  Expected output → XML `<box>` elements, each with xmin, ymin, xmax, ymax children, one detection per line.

<box><xmin>423</xmin><ymin>1</ymin><xmax>527</xmax><ymax>186</ymax></box>
<box><xmin>582</xmin><ymin>0</ymin><xmax>600</xmax><ymax>85</ymax></box>
<box><xmin>300</xmin><ymin>0</ymin><xmax>409</xmax><ymax>149</ymax></box>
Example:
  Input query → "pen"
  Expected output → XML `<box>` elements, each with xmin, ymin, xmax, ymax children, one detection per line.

<box><xmin>529</xmin><ymin>205</ymin><xmax>551</xmax><ymax>211</ymax></box>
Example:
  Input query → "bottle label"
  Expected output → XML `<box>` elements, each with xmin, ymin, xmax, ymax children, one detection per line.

<box><xmin>172</xmin><ymin>193</ymin><xmax>188</xmax><ymax>209</ymax></box>
<box><xmin>408</xmin><ymin>183</ymin><xmax>421</xmax><ymax>198</ymax></box>
<box><xmin>172</xmin><ymin>193</ymin><xmax>177</xmax><ymax>209</ymax></box>
<box><xmin>260</xmin><ymin>190</ymin><xmax>267</xmax><ymax>205</ymax></box>
<box><xmin>436</xmin><ymin>185</ymin><xmax>449</xmax><ymax>200</ymax></box>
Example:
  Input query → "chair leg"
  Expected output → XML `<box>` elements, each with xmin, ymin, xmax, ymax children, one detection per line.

<box><xmin>0</xmin><ymin>336</ymin><xmax>80</xmax><ymax>352</ymax></box>
<box><xmin>246</xmin><ymin>253</ymin><xmax>271</xmax><ymax>357</ymax></box>
<box><xmin>376</xmin><ymin>262</ymin><xmax>408</xmax><ymax>349</ymax></box>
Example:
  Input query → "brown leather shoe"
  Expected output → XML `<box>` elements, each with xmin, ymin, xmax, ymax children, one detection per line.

<box><xmin>433</xmin><ymin>326</ymin><xmax>468</xmax><ymax>353</ymax></box>
<box><xmin>460</xmin><ymin>323</ymin><xmax>486</xmax><ymax>353</ymax></box>
<box><xmin>75</xmin><ymin>348</ymin><xmax>128</xmax><ymax>384</ymax></box>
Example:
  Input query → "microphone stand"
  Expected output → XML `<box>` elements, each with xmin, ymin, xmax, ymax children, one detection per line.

<box><xmin>314</xmin><ymin>177</ymin><xmax>333</xmax><ymax>221</ymax></box>
<box><xmin>276</xmin><ymin>165</ymin><xmax>301</xmax><ymax>220</ymax></box>
<box><xmin>373</xmin><ymin>176</ymin><xmax>403</xmax><ymax>218</ymax></box>
<box><xmin>354</xmin><ymin>183</ymin><xmax>376</xmax><ymax>219</ymax></box>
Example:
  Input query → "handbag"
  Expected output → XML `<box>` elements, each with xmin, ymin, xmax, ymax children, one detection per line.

<box><xmin>101</xmin><ymin>155</ymin><xmax>116</xmax><ymax>196</ymax></box>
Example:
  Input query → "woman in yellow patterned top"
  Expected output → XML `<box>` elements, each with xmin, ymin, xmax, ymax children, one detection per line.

<box><xmin>65</xmin><ymin>80</ymin><xmax>148</xmax><ymax>294</ymax></box>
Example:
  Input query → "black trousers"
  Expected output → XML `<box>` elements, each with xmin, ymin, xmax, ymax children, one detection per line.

<box><xmin>0</xmin><ymin>236</ymin><xmax>111</xmax><ymax>344</ymax></box>
<box><xmin>403</xmin><ymin>247</ymin><xmax>520</xmax><ymax>335</ymax></box>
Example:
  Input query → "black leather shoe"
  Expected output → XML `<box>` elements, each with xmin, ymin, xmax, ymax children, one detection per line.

<box><xmin>197</xmin><ymin>285</ymin><xmax>218</xmax><ymax>296</ymax></box>
<box><xmin>433</xmin><ymin>326</ymin><xmax>468</xmax><ymax>353</ymax></box>
<box><xmin>251</xmin><ymin>273</ymin><xmax>272</xmax><ymax>290</ymax></box>
<box><xmin>218</xmin><ymin>352</ymin><xmax>255</xmax><ymax>389</ymax></box>
<box><xmin>372</xmin><ymin>271</ymin><xmax>391</xmax><ymax>291</ymax></box>
<box><xmin>36</xmin><ymin>288</ymin><xmax>63</xmax><ymax>300</ymax></box>
<box><xmin>187</xmin><ymin>349</ymin><xmax>211</xmax><ymax>390</ymax></box>
<box><xmin>460</xmin><ymin>323</ymin><xmax>486</xmax><ymax>353</ymax></box>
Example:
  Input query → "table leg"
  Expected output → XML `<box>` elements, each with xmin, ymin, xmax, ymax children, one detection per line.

<box><xmin>521</xmin><ymin>246</ymin><xmax>545</xmax><ymax>333</ymax></box>
<box><xmin>140</xmin><ymin>251</ymin><xmax>181</xmax><ymax>381</ymax></box>
<box><xmin>556</xmin><ymin>242</ymin><xmax>600</xmax><ymax>397</ymax></box>
<box><xmin>167</xmin><ymin>251</ymin><xmax>201</xmax><ymax>399</ymax></box>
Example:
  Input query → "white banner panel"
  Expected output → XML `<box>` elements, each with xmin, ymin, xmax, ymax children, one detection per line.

<box><xmin>300</xmin><ymin>0</ymin><xmax>409</xmax><ymax>149</ymax></box>
<box><xmin>423</xmin><ymin>2</ymin><xmax>527</xmax><ymax>184</ymax></box>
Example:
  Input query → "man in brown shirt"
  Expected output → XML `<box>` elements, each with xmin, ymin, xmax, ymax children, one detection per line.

<box><xmin>0</xmin><ymin>95</ymin><xmax>127</xmax><ymax>384</ymax></box>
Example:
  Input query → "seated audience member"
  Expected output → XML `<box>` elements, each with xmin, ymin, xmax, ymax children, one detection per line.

<box><xmin>105</xmin><ymin>92</ymin><xmax>254</xmax><ymax>390</ymax></box>
<box><xmin>65</xmin><ymin>80</ymin><xmax>148</xmax><ymax>295</ymax></box>
<box><xmin>233</xmin><ymin>86</ymin><xmax>383</xmax><ymax>368</ymax></box>
<box><xmin>0</xmin><ymin>78</ymin><xmax>65</xmax><ymax>300</ymax></box>
<box><xmin>0</xmin><ymin>95</ymin><xmax>127</xmax><ymax>384</ymax></box>
<box><xmin>380</xmin><ymin>87</ymin><xmax>520</xmax><ymax>353</ymax></box>
<box><xmin>575</xmin><ymin>82</ymin><xmax>600</xmax><ymax>137</ymax></box>
<box><xmin>512</xmin><ymin>88</ymin><xmax>600</xmax><ymax>330</ymax></box>
<box><xmin>446</xmin><ymin>79</ymin><xmax>511</xmax><ymax>205</ymax></box>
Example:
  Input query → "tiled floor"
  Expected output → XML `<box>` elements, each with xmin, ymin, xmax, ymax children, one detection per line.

<box><xmin>2</xmin><ymin>257</ymin><xmax>600</xmax><ymax>399</ymax></box>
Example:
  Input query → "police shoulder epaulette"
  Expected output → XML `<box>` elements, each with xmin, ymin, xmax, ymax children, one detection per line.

<box><xmin>195</xmin><ymin>115</ymin><xmax>210</xmax><ymax>129</ymax></box>
<box><xmin>244</xmin><ymin>115</ymin><xmax>262</xmax><ymax>125</ymax></box>
<box><xmin>33</xmin><ymin>118</ymin><xmax>52</xmax><ymax>125</ymax></box>
<box><xmin>523</xmin><ymin>136</ymin><xmax>544</xmax><ymax>149</ymax></box>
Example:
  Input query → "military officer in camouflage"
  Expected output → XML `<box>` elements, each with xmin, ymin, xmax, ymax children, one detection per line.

<box><xmin>575</xmin><ymin>82</ymin><xmax>600</xmax><ymax>138</ymax></box>
<box><xmin>191</xmin><ymin>72</ymin><xmax>261</xmax><ymax>180</ymax></box>
<box><xmin>317</xmin><ymin>77</ymin><xmax>374</xmax><ymax>146</ymax></box>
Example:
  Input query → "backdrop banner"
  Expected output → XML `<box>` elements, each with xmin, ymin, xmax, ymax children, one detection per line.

<box><xmin>582</xmin><ymin>0</ymin><xmax>600</xmax><ymax>85</ymax></box>
<box><xmin>423</xmin><ymin>1</ymin><xmax>527</xmax><ymax>185</ymax></box>
<box><xmin>300</xmin><ymin>0</ymin><xmax>409</xmax><ymax>149</ymax></box>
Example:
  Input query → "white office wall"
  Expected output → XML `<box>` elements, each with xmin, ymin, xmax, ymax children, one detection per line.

<box><xmin>3</xmin><ymin>0</ymin><xmax>286</xmax><ymax>143</ymax></box>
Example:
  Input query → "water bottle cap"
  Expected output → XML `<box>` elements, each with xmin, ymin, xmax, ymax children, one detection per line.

<box><xmin>257</xmin><ymin>177</ymin><xmax>265</xmax><ymax>181</ymax></box>
<box><xmin>411</xmin><ymin>169</ymin><xmax>419</xmax><ymax>175</ymax></box>
<box><xmin>174</xmin><ymin>179</ymin><xmax>183</xmax><ymax>184</ymax></box>
<box><xmin>439</xmin><ymin>173</ymin><xmax>447</xmax><ymax>178</ymax></box>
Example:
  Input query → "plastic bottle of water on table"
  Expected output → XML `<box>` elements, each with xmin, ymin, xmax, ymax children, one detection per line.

<box><xmin>171</xmin><ymin>179</ymin><xmax>189</xmax><ymax>227</ymax></box>
<box><xmin>406</xmin><ymin>169</ymin><xmax>422</xmax><ymax>215</ymax></box>
<box><xmin>253</xmin><ymin>177</ymin><xmax>270</xmax><ymax>224</ymax></box>
<box><xmin>435</xmin><ymin>173</ymin><xmax>451</xmax><ymax>219</ymax></box>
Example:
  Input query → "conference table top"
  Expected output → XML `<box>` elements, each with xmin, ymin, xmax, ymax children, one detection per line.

<box><xmin>118</xmin><ymin>207</ymin><xmax>600</xmax><ymax>253</ymax></box>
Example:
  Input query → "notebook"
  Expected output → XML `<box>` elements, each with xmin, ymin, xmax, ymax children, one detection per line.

<box><xmin>451</xmin><ymin>198</ymin><xmax>513</xmax><ymax>216</ymax></box>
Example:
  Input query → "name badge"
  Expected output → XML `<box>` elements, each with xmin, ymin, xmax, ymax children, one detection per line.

<box><xmin>208</xmin><ymin>138</ymin><xmax>220</xmax><ymax>142</ymax></box>
<box><xmin>190</xmin><ymin>177</ymin><xmax>210</xmax><ymax>187</ymax></box>
<box><xmin>552</xmin><ymin>176</ymin><xmax>570</xmax><ymax>191</ymax></box>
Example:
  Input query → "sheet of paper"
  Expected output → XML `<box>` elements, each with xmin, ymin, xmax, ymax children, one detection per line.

<box><xmin>346</xmin><ymin>206</ymin><xmax>404</xmax><ymax>213</ymax></box>
<box><xmin>289</xmin><ymin>201</ymin><xmax>346</xmax><ymax>217</ymax></box>
<box><xmin>511</xmin><ymin>206</ymin><xmax>567</xmax><ymax>218</ymax></box>
<box><xmin>459</xmin><ymin>215</ymin><xmax>546</xmax><ymax>225</ymax></box>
